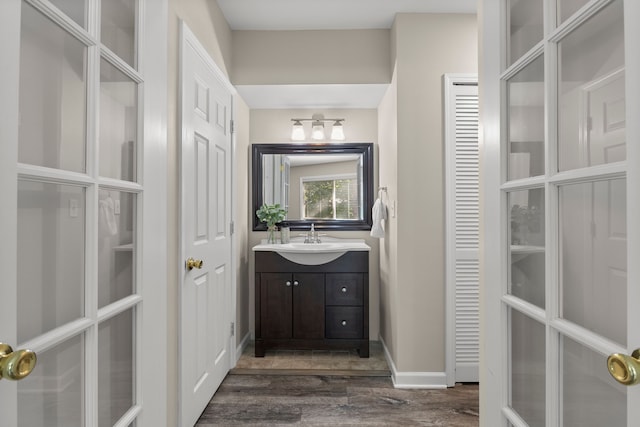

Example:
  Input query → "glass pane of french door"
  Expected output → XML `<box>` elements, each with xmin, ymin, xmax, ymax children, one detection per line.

<box><xmin>561</xmin><ymin>335</ymin><xmax>626</xmax><ymax>426</ymax></box>
<box><xmin>557</xmin><ymin>0</ymin><xmax>625</xmax><ymax>172</ymax></box>
<box><xmin>101</xmin><ymin>0</ymin><xmax>136</xmax><ymax>68</ymax></box>
<box><xmin>98</xmin><ymin>309</ymin><xmax>135</xmax><ymax>426</ymax></box>
<box><xmin>507</xmin><ymin>55</ymin><xmax>545</xmax><ymax>180</ymax></box>
<box><xmin>559</xmin><ymin>179</ymin><xmax>626</xmax><ymax>345</ymax></box>
<box><xmin>98</xmin><ymin>190</ymin><xmax>136</xmax><ymax>308</ymax></box>
<box><xmin>17</xmin><ymin>181</ymin><xmax>86</xmax><ymax>342</ymax></box>
<box><xmin>99</xmin><ymin>59</ymin><xmax>138</xmax><ymax>182</ymax></box>
<box><xmin>557</xmin><ymin>0</ymin><xmax>590</xmax><ymax>23</ymax></box>
<box><xmin>508</xmin><ymin>0</ymin><xmax>543</xmax><ymax>66</ymax></box>
<box><xmin>49</xmin><ymin>0</ymin><xmax>86</xmax><ymax>29</ymax></box>
<box><xmin>19</xmin><ymin>1</ymin><xmax>87</xmax><ymax>173</ymax></box>
<box><xmin>17</xmin><ymin>334</ymin><xmax>85</xmax><ymax>427</ymax></box>
<box><xmin>510</xmin><ymin>308</ymin><xmax>546</xmax><ymax>427</ymax></box>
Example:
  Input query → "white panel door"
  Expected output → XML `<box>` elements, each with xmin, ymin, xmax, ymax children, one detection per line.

<box><xmin>0</xmin><ymin>1</ymin><xmax>168</xmax><ymax>426</ymax></box>
<box><xmin>481</xmin><ymin>0</ymin><xmax>640</xmax><ymax>426</ymax></box>
<box><xmin>180</xmin><ymin>22</ymin><xmax>233</xmax><ymax>427</ymax></box>
<box><xmin>445</xmin><ymin>75</ymin><xmax>480</xmax><ymax>385</ymax></box>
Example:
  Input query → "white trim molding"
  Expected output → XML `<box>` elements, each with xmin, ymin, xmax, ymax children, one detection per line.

<box><xmin>235</xmin><ymin>332</ymin><xmax>252</xmax><ymax>365</ymax></box>
<box><xmin>380</xmin><ymin>336</ymin><xmax>448</xmax><ymax>389</ymax></box>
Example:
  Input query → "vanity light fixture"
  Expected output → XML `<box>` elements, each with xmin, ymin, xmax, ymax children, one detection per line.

<box><xmin>290</xmin><ymin>113</ymin><xmax>346</xmax><ymax>141</ymax></box>
<box><xmin>330</xmin><ymin>120</ymin><xmax>345</xmax><ymax>140</ymax></box>
<box><xmin>311</xmin><ymin>119</ymin><xmax>325</xmax><ymax>140</ymax></box>
<box><xmin>291</xmin><ymin>120</ymin><xmax>305</xmax><ymax>141</ymax></box>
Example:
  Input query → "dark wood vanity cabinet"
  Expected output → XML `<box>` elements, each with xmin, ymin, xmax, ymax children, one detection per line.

<box><xmin>260</xmin><ymin>273</ymin><xmax>324</xmax><ymax>340</ymax></box>
<box><xmin>255</xmin><ymin>251</ymin><xmax>369</xmax><ymax>358</ymax></box>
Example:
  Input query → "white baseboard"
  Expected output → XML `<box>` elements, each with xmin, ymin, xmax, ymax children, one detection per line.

<box><xmin>235</xmin><ymin>331</ymin><xmax>251</xmax><ymax>365</ymax></box>
<box><xmin>379</xmin><ymin>336</ymin><xmax>448</xmax><ymax>389</ymax></box>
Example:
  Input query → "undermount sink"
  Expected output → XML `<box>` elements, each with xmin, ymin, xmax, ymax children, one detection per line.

<box><xmin>252</xmin><ymin>238</ymin><xmax>370</xmax><ymax>265</ymax></box>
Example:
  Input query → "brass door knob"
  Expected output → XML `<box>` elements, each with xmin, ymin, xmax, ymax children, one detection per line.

<box><xmin>607</xmin><ymin>349</ymin><xmax>640</xmax><ymax>386</ymax></box>
<box><xmin>0</xmin><ymin>343</ymin><xmax>37</xmax><ymax>381</ymax></box>
<box><xmin>186</xmin><ymin>257</ymin><xmax>204</xmax><ymax>270</ymax></box>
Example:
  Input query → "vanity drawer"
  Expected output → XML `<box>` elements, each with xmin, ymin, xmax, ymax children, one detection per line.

<box><xmin>325</xmin><ymin>273</ymin><xmax>363</xmax><ymax>306</ymax></box>
<box><xmin>325</xmin><ymin>307</ymin><xmax>363</xmax><ymax>339</ymax></box>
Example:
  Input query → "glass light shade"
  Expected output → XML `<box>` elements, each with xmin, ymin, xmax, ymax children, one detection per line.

<box><xmin>311</xmin><ymin>121</ymin><xmax>325</xmax><ymax>140</ymax></box>
<box><xmin>291</xmin><ymin>121</ymin><xmax>305</xmax><ymax>141</ymax></box>
<box><xmin>330</xmin><ymin>121</ymin><xmax>345</xmax><ymax>140</ymax></box>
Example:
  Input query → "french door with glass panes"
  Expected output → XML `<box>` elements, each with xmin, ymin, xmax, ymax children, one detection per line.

<box><xmin>0</xmin><ymin>1</ymin><xmax>167</xmax><ymax>426</ymax></box>
<box><xmin>481</xmin><ymin>0</ymin><xmax>640</xmax><ymax>426</ymax></box>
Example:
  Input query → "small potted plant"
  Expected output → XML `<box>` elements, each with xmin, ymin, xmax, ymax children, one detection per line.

<box><xmin>256</xmin><ymin>203</ymin><xmax>287</xmax><ymax>244</ymax></box>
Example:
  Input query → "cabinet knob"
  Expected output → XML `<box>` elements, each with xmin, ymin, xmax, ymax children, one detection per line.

<box><xmin>341</xmin><ymin>320</ymin><xmax>347</xmax><ymax>326</ymax></box>
<box><xmin>293</xmin><ymin>280</ymin><xmax>300</xmax><ymax>286</ymax></box>
<box><xmin>341</xmin><ymin>287</ymin><xmax>348</xmax><ymax>293</ymax></box>
<box><xmin>286</xmin><ymin>281</ymin><xmax>292</xmax><ymax>287</ymax></box>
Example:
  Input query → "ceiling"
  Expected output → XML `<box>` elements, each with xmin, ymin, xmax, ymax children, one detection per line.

<box><xmin>219</xmin><ymin>0</ymin><xmax>478</xmax><ymax>109</ymax></box>
<box><xmin>216</xmin><ymin>0</ymin><xmax>477</xmax><ymax>31</ymax></box>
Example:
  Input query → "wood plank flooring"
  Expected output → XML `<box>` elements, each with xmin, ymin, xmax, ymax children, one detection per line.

<box><xmin>196</xmin><ymin>374</ymin><xmax>479</xmax><ymax>426</ymax></box>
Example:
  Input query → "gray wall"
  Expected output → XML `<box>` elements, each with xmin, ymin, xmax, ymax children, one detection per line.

<box><xmin>232</xmin><ymin>29</ymin><xmax>391</xmax><ymax>84</ymax></box>
<box><xmin>379</xmin><ymin>14</ymin><xmax>478</xmax><ymax>372</ymax></box>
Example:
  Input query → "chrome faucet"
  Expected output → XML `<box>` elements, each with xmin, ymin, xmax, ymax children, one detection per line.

<box><xmin>305</xmin><ymin>224</ymin><xmax>322</xmax><ymax>243</ymax></box>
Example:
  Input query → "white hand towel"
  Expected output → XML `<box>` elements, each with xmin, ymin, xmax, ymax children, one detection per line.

<box><xmin>370</xmin><ymin>197</ymin><xmax>387</xmax><ymax>238</ymax></box>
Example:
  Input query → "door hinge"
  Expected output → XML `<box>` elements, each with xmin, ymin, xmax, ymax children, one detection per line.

<box><xmin>230</xmin><ymin>119</ymin><xmax>235</xmax><ymax>134</ymax></box>
<box><xmin>230</xmin><ymin>221</ymin><xmax>235</xmax><ymax>235</ymax></box>
<box><xmin>230</xmin><ymin>322</ymin><xmax>235</xmax><ymax>337</ymax></box>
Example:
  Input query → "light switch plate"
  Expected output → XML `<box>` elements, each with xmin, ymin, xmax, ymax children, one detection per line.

<box><xmin>69</xmin><ymin>199</ymin><xmax>78</xmax><ymax>218</ymax></box>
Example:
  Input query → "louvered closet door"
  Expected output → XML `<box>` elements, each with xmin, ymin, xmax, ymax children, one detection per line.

<box><xmin>446</xmin><ymin>76</ymin><xmax>479</xmax><ymax>383</ymax></box>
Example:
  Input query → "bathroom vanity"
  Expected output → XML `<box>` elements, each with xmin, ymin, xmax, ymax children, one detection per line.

<box><xmin>253</xmin><ymin>240</ymin><xmax>370</xmax><ymax>358</ymax></box>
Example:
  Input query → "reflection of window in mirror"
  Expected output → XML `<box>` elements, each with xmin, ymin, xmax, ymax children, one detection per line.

<box><xmin>286</xmin><ymin>155</ymin><xmax>361</xmax><ymax>221</ymax></box>
<box><xmin>301</xmin><ymin>175</ymin><xmax>359</xmax><ymax>220</ymax></box>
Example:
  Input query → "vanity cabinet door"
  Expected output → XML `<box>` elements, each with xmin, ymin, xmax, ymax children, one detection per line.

<box><xmin>292</xmin><ymin>273</ymin><xmax>325</xmax><ymax>339</ymax></box>
<box><xmin>260</xmin><ymin>273</ymin><xmax>293</xmax><ymax>339</ymax></box>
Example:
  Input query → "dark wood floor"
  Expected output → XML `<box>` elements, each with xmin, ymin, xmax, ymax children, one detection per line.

<box><xmin>196</xmin><ymin>374</ymin><xmax>479</xmax><ymax>426</ymax></box>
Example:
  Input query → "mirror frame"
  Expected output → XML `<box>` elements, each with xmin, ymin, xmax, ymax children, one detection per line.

<box><xmin>252</xmin><ymin>143</ymin><xmax>374</xmax><ymax>231</ymax></box>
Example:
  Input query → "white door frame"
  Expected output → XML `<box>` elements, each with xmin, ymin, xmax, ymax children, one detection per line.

<box><xmin>479</xmin><ymin>0</ymin><xmax>640</xmax><ymax>425</ymax></box>
<box><xmin>478</xmin><ymin>2</ymin><xmax>504</xmax><ymax>423</ymax></box>
<box><xmin>444</xmin><ymin>73</ymin><xmax>479</xmax><ymax>386</ymax></box>
<box><xmin>140</xmin><ymin>2</ymin><xmax>169</xmax><ymax>426</ymax></box>
<box><xmin>178</xmin><ymin>21</ymin><xmax>237</xmax><ymax>425</ymax></box>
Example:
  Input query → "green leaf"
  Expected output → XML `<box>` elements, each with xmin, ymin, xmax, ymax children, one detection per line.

<box><xmin>256</xmin><ymin>203</ymin><xmax>287</xmax><ymax>227</ymax></box>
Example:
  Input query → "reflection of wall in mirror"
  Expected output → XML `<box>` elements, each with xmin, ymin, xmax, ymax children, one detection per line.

<box><xmin>289</xmin><ymin>160</ymin><xmax>359</xmax><ymax>219</ymax></box>
<box><xmin>262</xmin><ymin>154</ymin><xmax>289</xmax><ymax>209</ymax></box>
